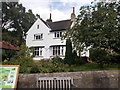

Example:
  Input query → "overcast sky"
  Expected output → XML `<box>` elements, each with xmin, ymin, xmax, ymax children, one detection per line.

<box><xmin>19</xmin><ymin>0</ymin><xmax>94</xmax><ymax>22</ymax></box>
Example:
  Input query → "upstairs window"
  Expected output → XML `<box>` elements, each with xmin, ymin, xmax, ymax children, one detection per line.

<box><xmin>34</xmin><ymin>34</ymin><xmax>43</xmax><ymax>40</ymax></box>
<box><xmin>54</xmin><ymin>32</ymin><xmax>62</xmax><ymax>38</ymax></box>
<box><xmin>37</xmin><ymin>25</ymin><xmax>39</xmax><ymax>29</ymax></box>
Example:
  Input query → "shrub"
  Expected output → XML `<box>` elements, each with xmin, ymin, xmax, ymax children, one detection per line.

<box><xmin>90</xmin><ymin>48</ymin><xmax>110</xmax><ymax>68</ymax></box>
<box><xmin>3</xmin><ymin>56</ymin><xmax>36</xmax><ymax>73</ymax></box>
<box><xmin>64</xmin><ymin>39</ymin><xmax>74</xmax><ymax>65</ymax></box>
<box><xmin>109</xmin><ymin>54</ymin><xmax>120</xmax><ymax>64</ymax></box>
<box><xmin>2</xmin><ymin>49</ymin><xmax>17</xmax><ymax>61</ymax></box>
<box><xmin>30</xmin><ymin>64</ymin><xmax>40</xmax><ymax>73</ymax></box>
<box><xmin>3</xmin><ymin>44</ymin><xmax>37</xmax><ymax>73</ymax></box>
<box><xmin>74</xmin><ymin>56</ymin><xmax>85</xmax><ymax>65</ymax></box>
<box><xmin>52</xmin><ymin>56</ymin><xmax>63</xmax><ymax>64</ymax></box>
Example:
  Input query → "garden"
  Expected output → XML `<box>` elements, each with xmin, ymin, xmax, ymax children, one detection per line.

<box><xmin>2</xmin><ymin>1</ymin><xmax>120</xmax><ymax>73</ymax></box>
<box><xmin>2</xmin><ymin>44</ymin><xmax>120</xmax><ymax>74</ymax></box>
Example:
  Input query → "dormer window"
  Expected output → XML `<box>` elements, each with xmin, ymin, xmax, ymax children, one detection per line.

<box><xmin>54</xmin><ymin>32</ymin><xmax>62</xmax><ymax>38</ymax></box>
<box><xmin>34</xmin><ymin>33</ymin><xmax>43</xmax><ymax>40</ymax></box>
<box><xmin>37</xmin><ymin>25</ymin><xmax>39</xmax><ymax>29</ymax></box>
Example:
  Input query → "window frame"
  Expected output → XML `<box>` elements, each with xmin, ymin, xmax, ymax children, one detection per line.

<box><xmin>52</xmin><ymin>46</ymin><xmax>64</xmax><ymax>56</ymax></box>
<box><xmin>54</xmin><ymin>32</ymin><xmax>62</xmax><ymax>38</ymax></box>
<box><xmin>34</xmin><ymin>33</ymin><xmax>43</xmax><ymax>40</ymax></box>
<box><xmin>33</xmin><ymin>47</ymin><xmax>43</xmax><ymax>56</ymax></box>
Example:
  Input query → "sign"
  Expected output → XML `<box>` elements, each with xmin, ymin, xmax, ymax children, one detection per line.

<box><xmin>0</xmin><ymin>65</ymin><xmax>20</xmax><ymax>89</ymax></box>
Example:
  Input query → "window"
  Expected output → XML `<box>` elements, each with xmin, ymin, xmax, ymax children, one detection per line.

<box><xmin>33</xmin><ymin>47</ymin><xmax>43</xmax><ymax>56</ymax></box>
<box><xmin>54</xmin><ymin>32</ymin><xmax>62</xmax><ymax>38</ymax></box>
<box><xmin>61</xmin><ymin>46</ymin><xmax>64</xmax><ymax>55</ymax></box>
<box><xmin>52</xmin><ymin>46</ymin><xmax>64</xmax><ymax>56</ymax></box>
<box><xmin>34</xmin><ymin>34</ymin><xmax>43</xmax><ymax>40</ymax></box>
<box><xmin>33</xmin><ymin>47</ymin><xmax>39</xmax><ymax>56</ymax></box>
<box><xmin>37</xmin><ymin>25</ymin><xmax>39</xmax><ymax>29</ymax></box>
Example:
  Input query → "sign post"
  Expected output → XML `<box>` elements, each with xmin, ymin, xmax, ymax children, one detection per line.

<box><xmin>0</xmin><ymin>65</ymin><xmax>20</xmax><ymax>89</ymax></box>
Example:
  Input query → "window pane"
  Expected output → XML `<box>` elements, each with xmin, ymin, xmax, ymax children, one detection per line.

<box><xmin>40</xmin><ymin>48</ymin><xmax>42</xmax><ymax>56</ymax></box>
<box><xmin>37</xmin><ymin>25</ymin><xmax>39</xmax><ymax>29</ymax></box>
<box><xmin>57</xmin><ymin>32</ymin><xmax>59</xmax><ymax>38</ymax></box>
<box><xmin>41</xmin><ymin>34</ymin><xmax>43</xmax><ymax>39</ymax></box>
<box><xmin>60</xmin><ymin>32</ymin><xmax>62</xmax><ymax>37</ymax></box>
<box><xmin>54</xmin><ymin>32</ymin><xmax>56</xmax><ymax>38</ymax></box>
<box><xmin>61</xmin><ymin>46</ymin><xmax>64</xmax><ymax>55</ymax></box>
<box><xmin>58</xmin><ymin>46</ymin><xmax>60</xmax><ymax>55</ymax></box>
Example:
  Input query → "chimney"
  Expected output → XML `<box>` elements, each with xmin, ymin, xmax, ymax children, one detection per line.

<box><xmin>71</xmin><ymin>7</ymin><xmax>76</xmax><ymax>22</ymax></box>
<box><xmin>50</xmin><ymin>13</ymin><xmax>51</xmax><ymax>20</ymax></box>
<box><xmin>46</xmin><ymin>13</ymin><xmax>52</xmax><ymax>23</ymax></box>
<box><xmin>73</xmin><ymin>7</ymin><xmax>75</xmax><ymax>14</ymax></box>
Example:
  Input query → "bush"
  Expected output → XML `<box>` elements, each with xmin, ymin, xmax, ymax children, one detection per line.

<box><xmin>109</xmin><ymin>54</ymin><xmax>120</xmax><ymax>64</ymax></box>
<box><xmin>74</xmin><ymin>56</ymin><xmax>85</xmax><ymax>65</ymax></box>
<box><xmin>2</xmin><ymin>44</ymin><xmax>38</xmax><ymax>73</ymax></box>
<box><xmin>3</xmin><ymin>56</ymin><xmax>37</xmax><ymax>73</ymax></box>
<box><xmin>30</xmin><ymin>65</ymin><xmax>40</xmax><ymax>73</ymax></box>
<box><xmin>2</xmin><ymin>50</ymin><xmax>17</xmax><ymax>61</ymax></box>
<box><xmin>36</xmin><ymin>62</ymin><xmax>69</xmax><ymax>73</ymax></box>
<box><xmin>90</xmin><ymin>48</ymin><xmax>110</xmax><ymax>68</ymax></box>
<box><xmin>52</xmin><ymin>57</ymin><xmax>63</xmax><ymax>64</ymax></box>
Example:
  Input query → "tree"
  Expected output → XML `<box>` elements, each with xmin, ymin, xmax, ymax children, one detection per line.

<box><xmin>2</xmin><ymin>2</ymin><xmax>37</xmax><ymax>46</ymax></box>
<box><xmin>65</xmin><ymin>1</ymin><xmax>120</xmax><ymax>54</ymax></box>
<box><xmin>64</xmin><ymin>39</ymin><xmax>74</xmax><ymax>65</ymax></box>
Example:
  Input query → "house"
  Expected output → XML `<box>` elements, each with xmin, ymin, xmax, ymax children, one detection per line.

<box><xmin>26</xmin><ymin>7</ymin><xmax>89</xmax><ymax>60</ymax></box>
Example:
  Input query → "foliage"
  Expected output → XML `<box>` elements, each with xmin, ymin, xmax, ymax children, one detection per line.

<box><xmin>2</xmin><ymin>44</ymin><xmax>37</xmax><ymax>73</ymax></box>
<box><xmin>64</xmin><ymin>39</ymin><xmax>74</xmax><ymax>65</ymax></box>
<box><xmin>30</xmin><ymin>64</ymin><xmax>40</xmax><ymax>73</ymax></box>
<box><xmin>65</xmin><ymin>1</ymin><xmax>120</xmax><ymax>54</ymax></box>
<box><xmin>3</xmin><ymin>56</ymin><xmax>35</xmax><ymax>73</ymax></box>
<box><xmin>36</xmin><ymin>62</ymin><xmax>69</xmax><ymax>73</ymax></box>
<box><xmin>2</xmin><ymin>49</ymin><xmax>17</xmax><ymax>61</ymax></box>
<box><xmin>109</xmin><ymin>54</ymin><xmax>120</xmax><ymax>64</ymax></box>
<box><xmin>90</xmin><ymin>48</ymin><xmax>109</xmax><ymax>68</ymax></box>
<box><xmin>2</xmin><ymin>2</ymin><xmax>37</xmax><ymax>46</ymax></box>
<box><xmin>17</xmin><ymin>44</ymin><xmax>32</xmax><ymax>57</ymax></box>
<box><xmin>52</xmin><ymin>57</ymin><xmax>64</xmax><ymax>64</ymax></box>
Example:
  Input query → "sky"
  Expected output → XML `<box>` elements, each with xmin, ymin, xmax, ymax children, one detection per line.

<box><xmin>19</xmin><ymin>0</ymin><xmax>94</xmax><ymax>22</ymax></box>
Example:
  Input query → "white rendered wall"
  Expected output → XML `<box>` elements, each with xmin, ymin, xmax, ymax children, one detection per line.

<box><xmin>26</xmin><ymin>18</ymin><xmax>66</xmax><ymax>60</ymax></box>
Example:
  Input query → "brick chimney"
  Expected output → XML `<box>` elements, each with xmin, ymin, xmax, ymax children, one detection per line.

<box><xmin>46</xmin><ymin>13</ymin><xmax>52</xmax><ymax>23</ymax></box>
<box><xmin>71</xmin><ymin>7</ymin><xmax>76</xmax><ymax>22</ymax></box>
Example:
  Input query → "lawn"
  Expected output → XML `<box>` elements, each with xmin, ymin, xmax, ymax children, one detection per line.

<box><xmin>66</xmin><ymin>63</ymin><xmax>120</xmax><ymax>72</ymax></box>
<box><xmin>35</xmin><ymin>61</ymin><xmax>120</xmax><ymax>73</ymax></box>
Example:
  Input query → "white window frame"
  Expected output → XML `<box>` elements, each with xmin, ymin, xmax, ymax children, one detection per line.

<box><xmin>52</xmin><ymin>46</ymin><xmax>64</xmax><ymax>56</ymax></box>
<box><xmin>54</xmin><ymin>32</ymin><xmax>62</xmax><ymax>38</ymax></box>
<box><xmin>34</xmin><ymin>33</ymin><xmax>43</xmax><ymax>40</ymax></box>
<box><xmin>33</xmin><ymin>47</ymin><xmax>43</xmax><ymax>56</ymax></box>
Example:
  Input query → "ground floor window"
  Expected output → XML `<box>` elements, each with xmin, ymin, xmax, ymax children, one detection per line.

<box><xmin>33</xmin><ymin>47</ymin><xmax>43</xmax><ymax>56</ymax></box>
<box><xmin>52</xmin><ymin>46</ymin><xmax>65</xmax><ymax>56</ymax></box>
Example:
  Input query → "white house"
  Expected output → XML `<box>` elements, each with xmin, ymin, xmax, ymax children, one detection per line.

<box><xmin>26</xmin><ymin>7</ymin><xmax>89</xmax><ymax>60</ymax></box>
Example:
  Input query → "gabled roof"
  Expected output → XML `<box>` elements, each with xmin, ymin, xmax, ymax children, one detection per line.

<box><xmin>0</xmin><ymin>41</ymin><xmax>20</xmax><ymax>50</ymax></box>
<box><xmin>47</xmin><ymin>19</ymin><xmax>72</xmax><ymax>32</ymax></box>
<box><xmin>40</xmin><ymin>18</ymin><xmax>50</xmax><ymax>27</ymax></box>
<box><xmin>39</xmin><ymin>18</ymin><xmax>72</xmax><ymax>32</ymax></box>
